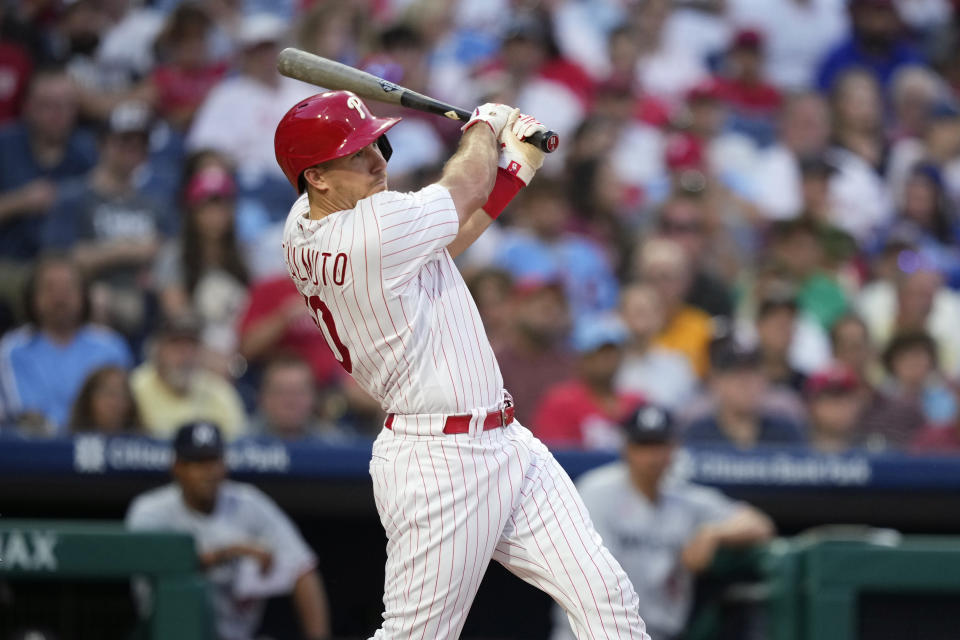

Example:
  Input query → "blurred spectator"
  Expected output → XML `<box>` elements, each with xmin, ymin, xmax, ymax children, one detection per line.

<box><xmin>632</xmin><ymin>0</ymin><xmax>710</xmax><ymax>105</ymax></box>
<box><xmin>751</xmin><ymin>92</ymin><xmax>833</xmax><ymax>220</ymax></box>
<box><xmin>145</xmin><ymin>4</ymin><xmax>227</xmax><ymax>133</ymax></box>
<box><xmin>154</xmin><ymin>164</ymin><xmax>249</xmax><ymax>373</ymax></box>
<box><xmin>826</xmin><ymin>69</ymin><xmax>895</xmax><ymax>242</ymax></box>
<box><xmin>495</xmin><ymin>178</ymin><xmax>619</xmax><ymax>324</ymax></box>
<box><xmin>633</xmin><ymin>237</ymin><xmax>714</xmax><ymax>377</ymax></box>
<box><xmin>816</xmin><ymin>0</ymin><xmax>924</xmax><ymax>93</ymax></box>
<box><xmin>43</xmin><ymin>100</ymin><xmax>168</xmax><ymax>338</ymax></box>
<box><xmin>889</xmin><ymin>65</ymin><xmax>944</xmax><ymax>141</ymax></box>
<box><xmin>871</xmin><ymin>163</ymin><xmax>960</xmax><ymax>287</ymax></box>
<box><xmin>0</xmin><ymin>68</ymin><xmax>95</xmax><ymax>268</ymax></box>
<box><xmin>532</xmin><ymin>314</ymin><xmax>641</xmax><ymax>451</ymax></box>
<box><xmin>187</xmin><ymin>13</ymin><xmax>312</xmax><ymax>212</ymax></box>
<box><xmin>295</xmin><ymin>0</ymin><xmax>370</xmax><ymax>67</ymax></box>
<box><xmin>805</xmin><ymin>365</ymin><xmax>866</xmax><ymax>453</ymax></box>
<box><xmin>130</xmin><ymin>314</ymin><xmax>246</xmax><ymax>440</ymax></box>
<box><xmin>551</xmin><ymin>402</ymin><xmax>774</xmax><ymax>640</ymax></box>
<box><xmin>361</xmin><ymin>25</ymin><xmax>446</xmax><ymax>186</ymax></box>
<box><xmin>249</xmin><ymin>355</ymin><xmax>352</xmax><ymax>443</ymax></box>
<box><xmin>887</xmin><ymin>99</ymin><xmax>960</xmax><ymax>213</ymax></box>
<box><xmin>795</xmin><ymin>156</ymin><xmax>858</xmax><ymax>270</ymax></box>
<box><xmin>91</xmin><ymin>0</ymin><xmax>164</xmax><ymax>89</ymax></box>
<box><xmin>714</xmin><ymin>29</ymin><xmax>783</xmax><ymax>144</ymax></box>
<box><xmin>238</xmin><ymin>274</ymin><xmax>343</xmax><ymax>389</ymax></box>
<box><xmin>494</xmin><ymin>278</ymin><xmax>574</xmax><ymax>425</ymax></box>
<box><xmin>615</xmin><ymin>282</ymin><xmax>698</xmax><ymax>412</ymax></box>
<box><xmin>880</xmin><ymin>330</ymin><xmax>958</xmax><ymax>427</ymax></box>
<box><xmin>0</xmin><ymin>8</ymin><xmax>33</xmax><ymax>125</ymax></box>
<box><xmin>769</xmin><ymin>218</ymin><xmax>850</xmax><ymax>330</ymax></box>
<box><xmin>912</xmin><ymin>415</ymin><xmax>960</xmax><ymax>453</ymax></box>
<box><xmin>126</xmin><ymin>421</ymin><xmax>331</xmax><ymax>640</ymax></box>
<box><xmin>857</xmin><ymin>262</ymin><xmax>960</xmax><ymax>375</ymax></box>
<box><xmin>68</xmin><ymin>365</ymin><xmax>141</xmax><ymax>435</ymax></box>
<box><xmin>679</xmin><ymin>79</ymin><xmax>760</xmax><ymax>197</ymax></box>
<box><xmin>465</xmin><ymin>268</ymin><xmax>514</xmax><ymax>351</ymax></box>
<box><xmin>0</xmin><ymin>254</ymin><xmax>131</xmax><ymax>434</ymax></box>
<box><xmin>755</xmin><ymin>294</ymin><xmax>808</xmax><ymax>394</ymax></box>
<box><xmin>728</xmin><ymin>0</ymin><xmax>848</xmax><ymax>91</ymax></box>
<box><xmin>830</xmin><ymin>313</ymin><xmax>883</xmax><ymax>386</ymax></box>
<box><xmin>479</xmin><ymin>12</ymin><xmax>592</xmax><ymax>145</ymax></box>
<box><xmin>654</xmin><ymin>194</ymin><xmax>734</xmax><ymax>320</ymax></box>
<box><xmin>683</xmin><ymin>343</ymin><xmax>806</xmax><ymax>449</ymax></box>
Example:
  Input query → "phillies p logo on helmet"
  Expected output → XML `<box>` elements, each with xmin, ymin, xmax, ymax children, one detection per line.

<box><xmin>347</xmin><ymin>95</ymin><xmax>367</xmax><ymax>119</ymax></box>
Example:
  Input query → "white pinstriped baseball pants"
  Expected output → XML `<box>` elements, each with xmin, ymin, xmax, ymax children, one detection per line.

<box><xmin>368</xmin><ymin>419</ymin><xmax>650</xmax><ymax>640</ymax></box>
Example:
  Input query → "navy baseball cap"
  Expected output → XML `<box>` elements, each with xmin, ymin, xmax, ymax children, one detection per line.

<box><xmin>622</xmin><ymin>403</ymin><xmax>675</xmax><ymax>445</ymax></box>
<box><xmin>173</xmin><ymin>421</ymin><xmax>224</xmax><ymax>461</ymax></box>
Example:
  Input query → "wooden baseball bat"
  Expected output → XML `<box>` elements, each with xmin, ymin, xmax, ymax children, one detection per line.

<box><xmin>276</xmin><ymin>47</ymin><xmax>559</xmax><ymax>153</ymax></box>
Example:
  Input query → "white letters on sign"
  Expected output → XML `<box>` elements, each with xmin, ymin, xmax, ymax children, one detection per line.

<box><xmin>0</xmin><ymin>530</ymin><xmax>59</xmax><ymax>571</ymax></box>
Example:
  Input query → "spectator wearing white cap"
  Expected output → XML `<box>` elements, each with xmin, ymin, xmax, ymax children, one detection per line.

<box><xmin>187</xmin><ymin>13</ymin><xmax>313</xmax><ymax>217</ymax></box>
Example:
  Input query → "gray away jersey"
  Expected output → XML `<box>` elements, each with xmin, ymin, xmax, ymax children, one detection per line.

<box><xmin>126</xmin><ymin>480</ymin><xmax>316</xmax><ymax>640</ymax></box>
<box><xmin>551</xmin><ymin>462</ymin><xmax>738</xmax><ymax>640</ymax></box>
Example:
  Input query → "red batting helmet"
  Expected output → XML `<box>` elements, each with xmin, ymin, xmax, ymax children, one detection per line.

<box><xmin>274</xmin><ymin>90</ymin><xmax>401</xmax><ymax>191</ymax></box>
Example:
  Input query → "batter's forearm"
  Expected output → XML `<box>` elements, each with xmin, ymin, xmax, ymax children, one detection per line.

<box><xmin>438</xmin><ymin>125</ymin><xmax>498</xmax><ymax>222</ymax></box>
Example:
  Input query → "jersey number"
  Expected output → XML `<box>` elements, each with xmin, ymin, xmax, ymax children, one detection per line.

<box><xmin>304</xmin><ymin>295</ymin><xmax>352</xmax><ymax>373</ymax></box>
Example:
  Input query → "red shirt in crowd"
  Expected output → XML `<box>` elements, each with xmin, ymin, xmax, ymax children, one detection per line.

<box><xmin>532</xmin><ymin>380</ymin><xmax>642</xmax><ymax>451</ymax></box>
<box><xmin>714</xmin><ymin>77</ymin><xmax>783</xmax><ymax>117</ymax></box>
<box><xmin>238</xmin><ymin>275</ymin><xmax>345</xmax><ymax>387</ymax></box>
<box><xmin>911</xmin><ymin>425</ymin><xmax>960</xmax><ymax>454</ymax></box>
<box><xmin>150</xmin><ymin>62</ymin><xmax>227</xmax><ymax>125</ymax></box>
<box><xmin>0</xmin><ymin>42</ymin><xmax>32</xmax><ymax>125</ymax></box>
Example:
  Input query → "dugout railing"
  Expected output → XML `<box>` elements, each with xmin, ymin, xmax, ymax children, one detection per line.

<box><xmin>0</xmin><ymin>519</ymin><xmax>213</xmax><ymax>639</ymax></box>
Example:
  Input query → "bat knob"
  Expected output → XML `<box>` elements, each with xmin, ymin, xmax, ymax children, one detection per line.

<box><xmin>528</xmin><ymin>130</ymin><xmax>560</xmax><ymax>154</ymax></box>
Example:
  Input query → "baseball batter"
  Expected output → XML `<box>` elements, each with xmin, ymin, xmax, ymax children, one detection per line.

<box><xmin>275</xmin><ymin>90</ymin><xmax>648</xmax><ymax>639</ymax></box>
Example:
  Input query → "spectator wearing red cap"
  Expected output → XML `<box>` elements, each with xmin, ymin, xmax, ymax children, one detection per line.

<box><xmin>145</xmin><ymin>4</ymin><xmax>228</xmax><ymax>132</ymax></box>
<box><xmin>154</xmin><ymin>162</ymin><xmax>249</xmax><ymax>375</ymax></box>
<box><xmin>728</xmin><ymin>0</ymin><xmax>847</xmax><ymax>91</ymax></box>
<box><xmin>713</xmin><ymin>29</ymin><xmax>783</xmax><ymax>144</ymax></box>
<box><xmin>805</xmin><ymin>366</ymin><xmax>865</xmax><ymax>453</ymax></box>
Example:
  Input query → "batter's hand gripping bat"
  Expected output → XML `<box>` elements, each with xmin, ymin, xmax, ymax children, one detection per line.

<box><xmin>276</xmin><ymin>47</ymin><xmax>560</xmax><ymax>153</ymax></box>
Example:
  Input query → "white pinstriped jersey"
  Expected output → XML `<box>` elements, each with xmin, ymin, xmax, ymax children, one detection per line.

<box><xmin>282</xmin><ymin>184</ymin><xmax>504</xmax><ymax>417</ymax></box>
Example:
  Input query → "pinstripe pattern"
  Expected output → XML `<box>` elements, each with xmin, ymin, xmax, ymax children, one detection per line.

<box><xmin>284</xmin><ymin>185</ymin><xmax>647</xmax><ymax>638</ymax></box>
<box><xmin>368</xmin><ymin>422</ymin><xmax>648</xmax><ymax>640</ymax></box>
<box><xmin>283</xmin><ymin>186</ymin><xmax>502</xmax><ymax>427</ymax></box>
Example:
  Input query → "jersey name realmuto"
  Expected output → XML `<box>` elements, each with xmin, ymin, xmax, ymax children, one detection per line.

<box><xmin>282</xmin><ymin>184</ymin><xmax>504</xmax><ymax>418</ymax></box>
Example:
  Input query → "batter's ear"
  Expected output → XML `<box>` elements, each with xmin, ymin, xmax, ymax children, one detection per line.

<box><xmin>302</xmin><ymin>166</ymin><xmax>329</xmax><ymax>193</ymax></box>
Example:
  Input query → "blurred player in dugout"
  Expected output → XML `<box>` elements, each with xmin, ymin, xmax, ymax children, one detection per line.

<box><xmin>551</xmin><ymin>403</ymin><xmax>774</xmax><ymax>640</ymax></box>
<box><xmin>125</xmin><ymin>421</ymin><xmax>330</xmax><ymax>640</ymax></box>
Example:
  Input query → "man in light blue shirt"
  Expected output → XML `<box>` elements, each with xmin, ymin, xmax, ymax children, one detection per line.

<box><xmin>0</xmin><ymin>254</ymin><xmax>131</xmax><ymax>434</ymax></box>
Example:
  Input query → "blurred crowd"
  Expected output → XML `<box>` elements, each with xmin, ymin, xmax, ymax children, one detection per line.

<box><xmin>2</xmin><ymin>0</ymin><xmax>960</xmax><ymax>457</ymax></box>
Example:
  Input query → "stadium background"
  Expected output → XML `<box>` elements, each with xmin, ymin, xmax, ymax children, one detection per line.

<box><xmin>3</xmin><ymin>0</ymin><xmax>960</xmax><ymax>638</ymax></box>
